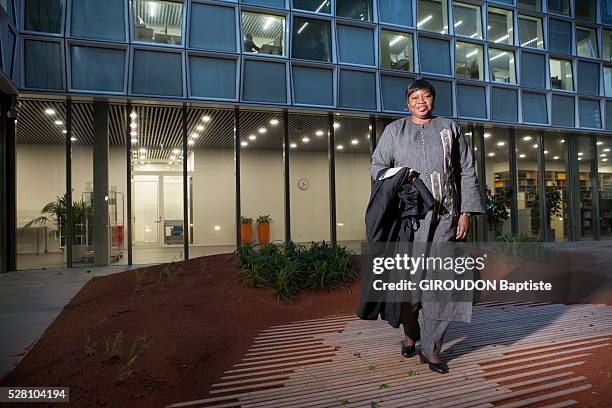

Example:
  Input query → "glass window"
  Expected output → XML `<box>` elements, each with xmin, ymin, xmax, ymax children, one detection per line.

<box><xmin>518</xmin><ymin>0</ymin><xmax>540</xmax><ymax>11</ymax></box>
<box><xmin>522</xmin><ymin>92</ymin><xmax>548</xmax><ymax>123</ymax></box>
<box><xmin>457</xmin><ymin>84</ymin><xmax>486</xmax><ymax>118</ymax></box>
<box><xmin>455</xmin><ymin>42</ymin><xmax>483</xmax><ymax>80</ymax></box>
<box><xmin>453</xmin><ymin>2</ymin><xmax>482</xmax><ymax>39</ymax></box>
<box><xmin>292</xmin><ymin>65</ymin><xmax>334</xmax><ymax>106</ymax></box>
<box><xmin>379</xmin><ymin>0</ymin><xmax>412</xmax><ymax>27</ymax></box>
<box><xmin>132</xmin><ymin>0</ymin><xmax>183</xmax><ymax>45</ymax></box>
<box><xmin>603</xmin><ymin>0</ymin><xmax>612</xmax><ymax>25</ymax></box>
<box><xmin>605</xmin><ymin>66</ymin><xmax>612</xmax><ymax>97</ymax></box>
<box><xmin>491</xmin><ymin>87</ymin><xmax>518</xmax><ymax>121</ymax></box>
<box><xmin>337</xmin><ymin>24</ymin><xmax>374</xmax><ymax>66</ymax></box>
<box><xmin>417</xmin><ymin>0</ymin><xmax>449</xmax><ymax>34</ymax></box>
<box><xmin>518</xmin><ymin>15</ymin><xmax>544</xmax><ymax>49</ymax></box>
<box><xmin>487</xmin><ymin>7</ymin><xmax>514</xmax><ymax>45</ymax></box>
<box><xmin>336</xmin><ymin>0</ymin><xmax>373</xmax><ymax>21</ymax></box>
<box><xmin>489</xmin><ymin>48</ymin><xmax>516</xmax><ymax>84</ymax></box>
<box><xmin>542</xmin><ymin>131</ymin><xmax>569</xmax><ymax>241</ymax></box>
<box><xmin>551</xmin><ymin>94</ymin><xmax>575</xmax><ymax>127</ymax></box>
<box><xmin>603</xmin><ymin>30</ymin><xmax>612</xmax><ymax>62</ymax></box>
<box><xmin>24</xmin><ymin>0</ymin><xmax>64</xmax><ymax>33</ymax></box>
<box><xmin>241</xmin><ymin>12</ymin><xmax>285</xmax><ymax>56</ymax></box>
<box><xmin>6</xmin><ymin>28</ymin><xmax>15</xmax><ymax>78</ymax></box>
<box><xmin>292</xmin><ymin>17</ymin><xmax>332</xmax><ymax>62</ymax></box>
<box><xmin>521</xmin><ymin>51</ymin><xmax>546</xmax><ymax>89</ymax></box>
<box><xmin>380</xmin><ymin>30</ymin><xmax>413</xmax><ymax>71</ymax></box>
<box><xmin>515</xmin><ymin>129</ymin><xmax>541</xmax><ymax>238</ymax></box>
<box><xmin>579</xmin><ymin>99</ymin><xmax>601</xmax><ymax>128</ymax></box>
<box><xmin>548</xmin><ymin>0</ymin><xmax>570</xmax><ymax>16</ymax></box>
<box><xmin>575</xmin><ymin>0</ymin><xmax>596</xmax><ymax>22</ymax></box>
<box><xmin>607</xmin><ymin>101</ymin><xmax>612</xmax><ymax>130</ymax></box>
<box><xmin>597</xmin><ymin>136</ymin><xmax>612</xmax><ymax>237</ymax></box>
<box><xmin>243</xmin><ymin>60</ymin><xmax>287</xmax><ymax>103</ymax></box>
<box><xmin>575</xmin><ymin>136</ymin><xmax>594</xmax><ymax>239</ymax></box>
<box><xmin>576</xmin><ymin>26</ymin><xmax>598</xmax><ymax>59</ymax></box>
<box><xmin>338</xmin><ymin>69</ymin><xmax>376</xmax><ymax>110</ymax></box>
<box><xmin>70</xmin><ymin>46</ymin><xmax>126</xmax><ymax>93</ymax></box>
<box><xmin>241</xmin><ymin>0</ymin><xmax>285</xmax><ymax>8</ymax></box>
<box><xmin>483</xmin><ymin>128</ymin><xmax>512</xmax><ymax>239</ymax></box>
<box><xmin>132</xmin><ymin>50</ymin><xmax>183</xmax><ymax>96</ymax></box>
<box><xmin>549</xmin><ymin>58</ymin><xmax>573</xmax><ymax>91</ymax></box>
<box><xmin>418</xmin><ymin>37</ymin><xmax>451</xmax><ymax>75</ymax></box>
<box><xmin>189</xmin><ymin>3</ymin><xmax>236</xmax><ymax>52</ymax></box>
<box><xmin>189</xmin><ymin>56</ymin><xmax>237</xmax><ymax>100</ymax></box>
<box><xmin>293</xmin><ymin>0</ymin><xmax>331</xmax><ymax>14</ymax></box>
<box><xmin>71</xmin><ymin>0</ymin><xmax>125</xmax><ymax>41</ymax></box>
<box><xmin>7</xmin><ymin>0</ymin><xmax>15</xmax><ymax>24</ymax></box>
<box><xmin>428</xmin><ymin>78</ymin><xmax>453</xmax><ymax>116</ymax></box>
<box><xmin>24</xmin><ymin>40</ymin><xmax>63</xmax><ymax>90</ymax></box>
<box><xmin>577</xmin><ymin>61</ymin><xmax>599</xmax><ymax>96</ymax></box>
<box><xmin>381</xmin><ymin>75</ymin><xmax>412</xmax><ymax>112</ymax></box>
<box><xmin>548</xmin><ymin>18</ymin><xmax>572</xmax><ymax>55</ymax></box>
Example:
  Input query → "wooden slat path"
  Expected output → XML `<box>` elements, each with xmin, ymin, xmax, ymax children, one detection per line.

<box><xmin>169</xmin><ymin>303</ymin><xmax>612</xmax><ymax>408</ymax></box>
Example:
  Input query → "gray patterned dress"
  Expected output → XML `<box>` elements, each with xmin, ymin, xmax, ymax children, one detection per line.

<box><xmin>370</xmin><ymin>116</ymin><xmax>485</xmax><ymax>322</ymax></box>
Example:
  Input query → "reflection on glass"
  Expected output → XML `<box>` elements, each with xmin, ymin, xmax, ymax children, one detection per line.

<box><xmin>417</xmin><ymin>0</ymin><xmax>449</xmax><ymax>34</ymax></box>
<box><xmin>549</xmin><ymin>18</ymin><xmax>571</xmax><ymax>54</ymax></box>
<box><xmin>516</xmin><ymin>130</ymin><xmax>541</xmax><ymax>238</ymax></box>
<box><xmin>378</xmin><ymin>0</ymin><xmax>413</xmax><ymax>27</ymax></box>
<box><xmin>293</xmin><ymin>0</ymin><xmax>331</xmax><ymax>14</ymax></box>
<box><xmin>604</xmin><ymin>30</ymin><xmax>612</xmax><ymax>62</ymax></box>
<box><xmin>132</xmin><ymin>0</ymin><xmax>183</xmax><ymax>45</ymax></box>
<box><xmin>489</xmin><ymin>48</ymin><xmax>516</xmax><ymax>84</ymax></box>
<box><xmin>453</xmin><ymin>2</ymin><xmax>482</xmax><ymax>39</ymax></box>
<box><xmin>605</xmin><ymin>67</ymin><xmax>612</xmax><ymax>97</ymax></box>
<box><xmin>455</xmin><ymin>42</ymin><xmax>483</xmax><ymax>80</ymax></box>
<box><xmin>518</xmin><ymin>0</ymin><xmax>540</xmax><ymax>11</ymax></box>
<box><xmin>576</xmin><ymin>136</ymin><xmax>594</xmax><ymax>239</ymax></box>
<box><xmin>597</xmin><ymin>138</ymin><xmax>612</xmax><ymax>238</ymax></box>
<box><xmin>542</xmin><ymin>132</ymin><xmax>568</xmax><ymax>241</ymax></box>
<box><xmin>575</xmin><ymin>0</ymin><xmax>596</xmax><ymax>22</ymax></box>
<box><xmin>292</xmin><ymin>17</ymin><xmax>331</xmax><ymax>62</ymax></box>
<box><xmin>549</xmin><ymin>58</ymin><xmax>573</xmax><ymax>91</ymax></box>
<box><xmin>242</xmin><ymin>12</ymin><xmax>286</xmax><ymax>56</ymax></box>
<box><xmin>518</xmin><ymin>15</ymin><xmax>543</xmax><ymax>49</ymax></box>
<box><xmin>380</xmin><ymin>30</ymin><xmax>413</xmax><ymax>71</ymax></box>
<box><xmin>24</xmin><ymin>0</ymin><xmax>64</xmax><ymax>33</ymax></box>
<box><xmin>488</xmin><ymin>7</ymin><xmax>514</xmax><ymax>45</ymax></box>
<box><xmin>336</xmin><ymin>0</ymin><xmax>373</xmax><ymax>21</ymax></box>
<box><xmin>576</xmin><ymin>26</ymin><xmax>598</xmax><ymax>59</ymax></box>
<box><xmin>548</xmin><ymin>0</ymin><xmax>570</xmax><ymax>16</ymax></box>
<box><xmin>483</xmin><ymin>127</ymin><xmax>512</xmax><ymax>240</ymax></box>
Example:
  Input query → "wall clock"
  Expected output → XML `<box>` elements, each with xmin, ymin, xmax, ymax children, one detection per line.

<box><xmin>298</xmin><ymin>178</ymin><xmax>310</xmax><ymax>190</ymax></box>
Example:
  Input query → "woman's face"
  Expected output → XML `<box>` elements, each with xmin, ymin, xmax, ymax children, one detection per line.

<box><xmin>407</xmin><ymin>88</ymin><xmax>434</xmax><ymax>118</ymax></box>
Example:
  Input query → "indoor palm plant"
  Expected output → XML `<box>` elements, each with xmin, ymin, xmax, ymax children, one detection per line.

<box><xmin>240</xmin><ymin>216</ymin><xmax>253</xmax><ymax>244</ymax></box>
<box><xmin>256</xmin><ymin>214</ymin><xmax>273</xmax><ymax>244</ymax></box>
<box><xmin>485</xmin><ymin>186</ymin><xmax>510</xmax><ymax>237</ymax></box>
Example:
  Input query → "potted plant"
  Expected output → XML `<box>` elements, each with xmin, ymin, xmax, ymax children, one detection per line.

<box><xmin>256</xmin><ymin>214</ymin><xmax>272</xmax><ymax>244</ymax></box>
<box><xmin>485</xmin><ymin>186</ymin><xmax>510</xmax><ymax>238</ymax></box>
<box><xmin>240</xmin><ymin>216</ymin><xmax>253</xmax><ymax>244</ymax></box>
<box><xmin>531</xmin><ymin>186</ymin><xmax>563</xmax><ymax>241</ymax></box>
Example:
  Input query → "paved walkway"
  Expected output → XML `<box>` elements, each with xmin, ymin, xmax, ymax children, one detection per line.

<box><xmin>0</xmin><ymin>265</ymin><xmax>139</xmax><ymax>378</ymax></box>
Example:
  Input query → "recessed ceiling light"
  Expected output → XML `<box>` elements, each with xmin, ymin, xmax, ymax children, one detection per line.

<box><xmin>578</xmin><ymin>157</ymin><xmax>582</xmax><ymax>161</ymax></box>
<box><xmin>603</xmin><ymin>158</ymin><xmax>609</xmax><ymax>162</ymax></box>
<box><xmin>601</xmin><ymin>153</ymin><xmax>607</xmax><ymax>157</ymax></box>
<box><xmin>258</xmin><ymin>127</ymin><xmax>267</xmax><ymax>134</ymax></box>
<box><xmin>488</xmin><ymin>152</ymin><xmax>495</xmax><ymax>157</ymax></box>
<box><xmin>45</xmin><ymin>108</ymin><xmax>56</xmax><ymax>115</ymax></box>
<box><xmin>544</xmin><ymin>150</ymin><xmax>549</xmax><ymax>154</ymax></box>
<box><xmin>270</xmin><ymin>119</ymin><xmax>279</xmax><ymax>126</ymax></box>
<box><xmin>519</xmin><ymin>154</ymin><xmax>526</xmax><ymax>158</ymax></box>
<box><xmin>302</xmin><ymin>137</ymin><xmax>310</xmax><ymax>143</ymax></box>
<box><xmin>351</xmin><ymin>139</ymin><xmax>359</xmax><ymax>145</ymax></box>
<box><xmin>130</xmin><ymin>131</ymin><xmax>137</xmax><ymax>136</ymax></box>
<box><xmin>130</xmin><ymin>123</ymin><xmax>137</xmax><ymax>129</ymax></box>
<box><xmin>333</xmin><ymin>122</ymin><xmax>340</xmax><ymax>129</ymax></box>
<box><xmin>214</xmin><ymin>225</ymin><xmax>221</xmax><ymax>231</ymax></box>
<box><xmin>131</xmin><ymin>138</ymin><xmax>138</xmax><ymax>144</ymax></box>
<box><xmin>553</xmin><ymin>156</ymin><xmax>559</xmax><ymax>160</ymax></box>
<box><xmin>522</xmin><ymin>136</ymin><xmax>532</xmax><ymax>141</ymax></box>
<box><xmin>560</xmin><ymin>139</ymin><xmax>565</xmax><ymax>143</ymax></box>
<box><xmin>196</xmin><ymin>125</ymin><xmax>204</xmax><ymax>131</ymax></box>
<box><xmin>241</xmin><ymin>141</ymin><xmax>248</xmax><ymax>147</ymax></box>
<box><xmin>596</xmin><ymin>141</ymin><xmax>603</xmax><ymax>145</ymax></box>
<box><xmin>290</xmin><ymin>143</ymin><xmax>297</xmax><ymax>148</ymax></box>
<box><xmin>484</xmin><ymin>133</ymin><xmax>491</xmax><ymax>138</ymax></box>
<box><xmin>173</xmin><ymin>149</ymin><xmax>180</xmax><ymax>154</ymax></box>
<box><xmin>139</xmin><ymin>148</ymin><xmax>147</xmax><ymax>153</ymax></box>
<box><xmin>605</xmin><ymin>148</ymin><xmax>611</xmax><ymax>152</ymax></box>
<box><xmin>533</xmin><ymin>144</ymin><xmax>539</xmax><ymax>148</ymax></box>
<box><xmin>62</xmin><ymin>129</ymin><xmax>67</xmax><ymax>134</ymax></box>
<box><xmin>496</xmin><ymin>141</ymin><xmax>505</xmax><ymax>146</ymax></box>
<box><xmin>578</xmin><ymin>152</ymin><xmax>583</xmax><ymax>156</ymax></box>
<box><xmin>188</xmin><ymin>140</ymin><xmax>195</xmax><ymax>145</ymax></box>
<box><xmin>191</xmin><ymin>133</ymin><xmax>199</xmax><ymax>138</ymax></box>
<box><xmin>130</xmin><ymin>112</ymin><xmax>137</xmax><ymax>119</ymax></box>
<box><xmin>170</xmin><ymin>155</ymin><xmax>177</xmax><ymax>161</ymax></box>
<box><xmin>336</xmin><ymin>145</ymin><xmax>344</xmax><ymax>150</ymax></box>
<box><xmin>54</xmin><ymin>120</ymin><xmax>63</xmax><ymax>125</ymax></box>
<box><xmin>202</xmin><ymin>115</ymin><xmax>211</xmax><ymax>122</ymax></box>
<box><xmin>315</xmin><ymin>130</ymin><xmax>324</xmax><ymax>136</ymax></box>
<box><xmin>70</xmin><ymin>137</ymin><xmax>77</xmax><ymax>142</ymax></box>
<box><xmin>248</xmin><ymin>134</ymin><xmax>257</xmax><ymax>141</ymax></box>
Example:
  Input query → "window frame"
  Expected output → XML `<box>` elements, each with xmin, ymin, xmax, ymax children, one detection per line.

<box><xmin>20</xmin><ymin>35</ymin><xmax>66</xmax><ymax>91</ymax></box>
<box><xmin>577</xmin><ymin>97</ymin><xmax>603</xmax><ymax>129</ymax></box>
<box><xmin>455</xmin><ymin>40</ymin><xmax>485</xmax><ymax>81</ymax></box>
<box><xmin>335</xmin><ymin>19</ymin><xmax>378</xmax><ymax>68</ymax></box>
<box><xmin>417</xmin><ymin>33</ymin><xmax>453</xmax><ymax>77</ymax></box>
<box><xmin>379</xmin><ymin>27</ymin><xmax>415</xmax><ymax>72</ymax></box>
<box><xmin>335</xmin><ymin>0</ymin><xmax>376</xmax><ymax>23</ymax></box>
<box><xmin>187</xmin><ymin>0</ymin><xmax>240</xmax><ymax>53</ymax></box>
<box><xmin>377</xmin><ymin>0</ymin><xmax>414</xmax><ymax>28</ymax></box>
<box><xmin>290</xmin><ymin>12</ymin><xmax>335</xmax><ymax>63</ymax></box>
<box><xmin>548</xmin><ymin>55</ymin><xmax>574</xmax><ymax>92</ymax></box>
<box><xmin>129</xmin><ymin>0</ymin><xmax>187</xmax><ymax>49</ymax></box>
<box><xmin>452</xmin><ymin>1</ymin><xmax>483</xmax><ymax>40</ymax></box>
<box><xmin>379</xmin><ymin>70</ymin><xmax>415</xmax><ymax>113</ymax></box>
<box><xmin>290</xmin><ymin>60</ymin><xmax>337</xmax><ymax>108</ymax></box>
<box><xmin>291</xmin><ymin>0</ymin><xmax>332</xmax><ymax>16</ymax></box>
<box><xmin>240</xmin><ymin>56</ymin><xmax>291</xmax><ymax>104</ymax></box>
<box><xmin>518</xmin><ymin>13</ymin><xmax>545</xmax><ymax>49</ymax></box>
<box><xmin>128</xmin><ymin>44</ymin><xmax>187</xmax><ymax>98</ymax></box>
<box><xmin>66</xmin><ymin>39</ymin><xmax>129</xmax><ymax>95</ymax></box>
<box><xmin>455</xmin><ymin>81</ymin><xmax>488</xmax><ymax>119</ymax></box>
<box><xmin>337</xmin><ymin>66</ymin><xmax>379</xmax><ymax>111</ymax></box>
<box><xmin>487</xmin><ymin>44</ymin><xmax>517</xmax><ymax>85</ymax></box>
<box><xmin>490</xmin><ymin>84</ymin><xmax>519</xmax><ymax>122</ymax></box>
<box><xmin>21</xmin><ymin>0</ymin><xmax>66</xmax><ymax>37</ymax></box>
<box><xmin>239</xmin><ymin>6</ymin><xmax>290</xmax><ymax>59</ymax></box>
<box><xmin>520</xmin><ymin>89</ymin><xmax>550</xmax><ymax>124</ymax></box>
<box><xmin>486</xmin><ymin>4</ymin><xmax>516</xmax><ymax>46</ymax></box>
<box><xmin>416</xmin><ymin>0</ymin><xmax>449</xmax><ymax>35</ymax></box>
<box><xmin>575</xmin><ymin>24</ymin><xmax>600</xmax><ymax>59</ymax></box>
<box><xmin>66</xmin><ymin>0</ymin><xmax>129</xmax><ymax>42</ymax></box>
<box><xmin>550</xmin><ymin>92</ymin><xmax>577</xmax><ymax>128</ymax></box>
<box><xmin>186</xmin><ymin>50</ymin><xmax>240</xmax><ymax>101</ymax></box>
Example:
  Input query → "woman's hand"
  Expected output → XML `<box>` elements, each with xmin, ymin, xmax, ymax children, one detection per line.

<box><xmin>455</xmin><ymin>215</ymin><xmax>470</xmax><ymax>240</ymax></box>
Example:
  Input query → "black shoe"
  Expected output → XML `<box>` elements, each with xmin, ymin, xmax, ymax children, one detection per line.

<box><xmin>401</xmin><ymin>341</ymin><xmax>416</xmax><ymax>358</ymax></box>
<box><xmin>418</xmin><ymin>352</ymin><xmax>449</xmax><ymax>374</ymax></box>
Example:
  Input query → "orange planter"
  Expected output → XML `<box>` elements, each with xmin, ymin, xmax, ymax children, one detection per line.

<box><xmin>241</xmin><ymin>223</ymin><xmax>252</xmax><ymax>243</ymax></box>
<box><xmin>258</xmin><ymin>222</ymin><xmax>270</xmax><ymax>244</ymax></box>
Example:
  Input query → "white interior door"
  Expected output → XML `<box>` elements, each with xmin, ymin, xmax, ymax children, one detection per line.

<box><xmin>133</xmin><ymin>175</ymin><xmax>160</xmax><ymax>245</ymax></box>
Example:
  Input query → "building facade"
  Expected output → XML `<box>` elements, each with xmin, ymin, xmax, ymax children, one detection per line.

<box><xmin>1</xmin><ymin>0</ymin><xmax>612</xmax><ymax>271</ymax></box>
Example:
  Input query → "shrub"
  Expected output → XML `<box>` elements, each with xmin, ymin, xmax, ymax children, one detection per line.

<box><xmin>492</xmin><ymin>233</ymin><xmax>552</xmax><ymax>263</ymax></box>
<box><xmin>234</xmin><ymin>241</ymin><xmax>357</xmax><ymax>302</ymax></box>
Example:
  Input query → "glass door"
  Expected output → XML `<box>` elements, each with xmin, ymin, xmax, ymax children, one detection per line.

<box><xmin>133</xmin><ymin>175</ymin><xmax>160</xmax><ymax>245</ymax></box>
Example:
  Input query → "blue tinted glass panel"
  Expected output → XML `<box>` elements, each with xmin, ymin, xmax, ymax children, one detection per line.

<box><xmin>606</xmin><ymin>101</ymin><xmax>612</xmax><ymax>130</ymax></box>
<box><xmin>132</xmin><ymin>50</ymin><xmax>183</xmax><ymax>96</ymax></box>
<box><xmin>381</xmin><ymin>75</ymin><xmax>412</xmax><ymax>112</ymax></box>
<box><xmin>577</xmin><ymin>61</ymin><xmax>599</xmax><ymax>96</ymax></box>
<box><xmin>339</xmin><ymin>70</ymin><xmax>376</xmax><ymax>110</ymax></box>
<box><xmin>551</xmin><ymin>94</ymin><xmax>575</xmax><ymax>127</ymax></box>
<box><xmin>190</xmin><ymin>3</ymin><xmax>236</xmax><ymax>52</ymax></box>
<box><xmin>379</xmin><ymin>0</ymin><xmax>412</xmax><ymax>27</ymax></box>
<box><xmin>6</xmin><ymin>28</ymin><xmax>15</xmax><ymax>78</ymax></box>
<box><xmin>522</xmin><ymin>92</ymin><xmax>548</xmax><ymax>124</ymax></box>
<box><xmin>292</xmin><ymin>65</ymin><xmax>333</xmax><ymax>106</ymax></box>
<box><xmin>548</xmin><ymin>19</ymin><xmax>571</xmax><ymax>54</ymax></box>
<box><xmin>521</xmin><ymin>52</ymin><xmax>545</xmax><ymax>89</ymax></box>
<box><xmin>8</xmin><ymin>0</ymin><xmax>15</xmax><ymax>23</ymax></box>
<box><xmin>491</xmin><ymin>87</ymin><xmax>518</xmax><ymax>122</ymax></box>
<box><xmin>418</xmin><ymin>37</ymin><xmax>451</xmax><ymax>75</ymax></box>
<box><xmin>71</xmin><ymin>46</ymin><xmax>125</xmax><ymax>92</ymax></box>
<box><xmin>336</xmin><ymin>0</ymin><xmax>373</xmax><ymax>21</ymax></box>
<box><xmin>24</xmin><ymin>40</ymin><xmax>63</xmax><ymax>90</ymax></box>
<box><xmin>24</xmin><ymin>0</ymin><xmax>64</xmax><ymax>33</ymax></box>
<box><xmin>427</xmin><ymin>78</ymin><xmax>452</xmax><ymax>116</ymax></box>
<box><xmin>579</xmin><ymin>99</ymin><xmax>601</xmax><ymax>128</ymax></box>
<box><xmin>190</xmin><ymin>56</ymin><xmax>236</xmax><ymax>100</ymax></box>
<box><xmin>293</xmin><ymin>0</ymin><xmax>331</xmax><ymax>13</ymax></box>
<box><xmin>457</xmin><ymin>84</ymin><xmax>486</xmax><ymax>118</ymax></box>
<box><xmin>337</xmin><ymin>25</ymin><xmax>374</xmax><ymax>65</ymax></box>
<box><xmin>71</xmin><ymin>0</ymin><xmax>125</xmax><ymax>41</ymax></box>
<box><xmin>292</xmin><ymin>17</ymin><xmax>332</xmax><ymax>62</ymax></box>
<box><xmin>604</xmin><ymin>0</ymin><xmax>612</xmax><ymax>25</ymax></box>
<box><xmin>241</xmin><ymin>0</ymin><xmax>285</xmax><ymax>8</ymax></box>
<box><xmin>243</xmin><ymin>60</ymin><xmax>287</xmax><ymax>103</ymax></box>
